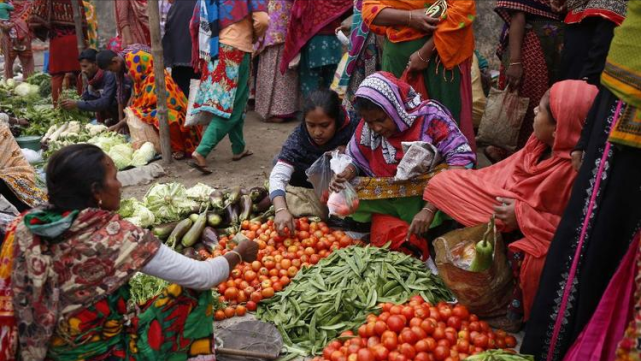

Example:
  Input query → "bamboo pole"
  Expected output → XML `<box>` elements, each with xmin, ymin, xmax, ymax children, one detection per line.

<box><xmin>70</xmin><ymin>0</ymin><xmax>85</xmax><ymax>55</ymax></box>
<box><xmin>147</xmin><ymin>0</ymin><xmax>172</xmax><ymax>163</ymax></box>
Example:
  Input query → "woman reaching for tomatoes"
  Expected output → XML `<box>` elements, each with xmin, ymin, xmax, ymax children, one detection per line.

<box><xmin>270</xmin><ymin>89</ymin><xmax>358</xmax><ymax>235</ymax></box>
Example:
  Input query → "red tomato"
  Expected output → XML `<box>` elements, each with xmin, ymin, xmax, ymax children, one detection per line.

<box><xmin>415</xmin><ymin>352</ymin><xmax>431</xmax><ymax>361</ymax></box>
<box><xmin>421</xmin><ymin>319</ymin><xmax>436</xmax><ymax>335</ymax></box>
<box><xmin>378</xmin><ymin>312</ymin><xmax>391</xmax><ymax>322</ymax></box>
<box><xmin>331</xmin><ymin>350</ymin><xmax>344</xmax><ymax>361</ymax></box>
<box><xmin>433</xmin><ymin>327</ymin><xmax>446</xmax><ymax>340</ymax></box>
<box><xmin>473</xmin><ymin>334</ymin><xmax>489</xmax><ymax>349</ymax></box>
<box><xmin>246</xmin><ymin>301</ymin><xmax>257</xmax><ymax>311</ymax></box>
<box><xmin>399</xmin><ymin>343</ymin><xmax>416</xmax><ymax>360</ymax></box>
<box><xmin>409</xmin><ymin>317</ymin><xmax>423</xmax><ymax>328</ymax></box>
<box><xmin>434</xmin><ymin>345</ymin><xmax>449</xmax><ymax>361</ymax></box>
<box><xmin>414</xmin><ymin>307</ymin><xmax>428</xmax><ymax>319</ymax></box>
<box><xmin>367</xmin><ymin>336</ymin><xmax>380</xmax><ymax>348</ymax></box>
<box><xmin>374</xmin><ymin>321</ymin><xmax>388</xmax><ymax>336</ymax></box>
<box><xmin>399</xmin><ymin>329</ymin><xmax>418</xmax><ymax>345</ymax></box>
<box><xmin>235</xmin><ymin>305</ymin><xmax>247</xmax><ymax>316</ymax></box>
<box><xmin>411</xmin><ymin>326</ymin><xmax>427</xmax><ymax>340</ymax></box>
<box><xmin>358</xmin><ymin>325</ymin><xmax>368</xmax><ymax>338</ymax></box>
<box><xmin>386</xmin><ymin>315</ymin><xmax>405</xmax><ymax>333</ymax></box>
<box><xmin>401</xmin><ymin>306</ymin><xmax>415</xmax><ymax>320</ymax></box>
<box><xmin>357</xmin><ymin>348</ymin><xmax>375</xmax><ymax>361</ymax></box>
<box><xmin>382</xmin><ymin>335</ymin><xmax>398</xmax><ymax>351</ymax></box>
<box><xmin>439</xmin><ymin>307</ymin><xmax>453</xmax><ymax>320</ymax></box>
<box><xmin>452</xmin><ymin>305</ymin><xmax>470</xmax><ymax>320</ymax></box>
<box><xmin>390</xmin><ymin>305</ymin><xmax>403</xmax><ymax>315</ymax></box>
<box><xmin>410</xmin><ymin>295</ymin><xmax>425</xmax><ymax>304</ymax></box>
<box><xmin>496</xmin><ymin>338</ymin><xmax>506</xmax><ymax>349</ymax></box>
<box><xmin>224</xmin><ymin>287</ymin><xmax>238</xmax><ymax>300</ymax></box>
<box><xmin>447</xmin><ymin>316</ymin><xmax>462</xmax><ymax>330</ymax></box>
<box><xmin>371</xmin><ymin>345</ymin><xmax>389</xmax><ymax>361</ymax></box>
<box><xmin>457</xmin><ymin>339</ymin><xmax>470</xmax><ymax>353</ymax></box>
<box><xmin>425</xmin><ymin>337</ymin><xmax>437</xmax><ymax>352</ymax></box>
<box><xmin>347</xmin><ymin>344</ymin><xmax>361</xmax><ymax>355</ymax></box>
<box><xmin>380</xmin><ymin>303</ymin><xmax>393</xmax><ymax>312</ymax></box>
<box><xmin>388</xmin><ymin>351</ymin><xmax>401</xmax><ymax>361</ymax></box>
<box><xmin>437</xmin><ymin>339</ymin><xmax>450</xmax><ymax>349</ymax></box>
<box><xmin>468</xmin><ymin>321</ymin><xmax>480</xmax><ymax>332</ymax></box>
<box><xmin>415</xmin><ymin>340</ymin><xmax>430</xmax><ymax>353</ymax></box>
<box><xmin>366</xmin><ymin>322</ymin><xmax>377</xmax><ymax>338</ymax></box>
<box><xmin>505</xmin><ymin>335</ymin><xmax>517</xmax><ymax>348</ymax></box>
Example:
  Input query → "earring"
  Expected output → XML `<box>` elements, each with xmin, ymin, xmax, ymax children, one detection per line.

<box><xmin>98</xmin><ymin>199</ymin><xmax>103</xmax><ymax>208</ymax></box>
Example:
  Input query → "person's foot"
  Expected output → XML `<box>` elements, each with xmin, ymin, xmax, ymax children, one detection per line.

<box><xmin>232</xmin><ymin>149</ymin><xmax>253</xmax><ymax>161</ymax></box>
<box><xmin>188</xmin><ymin>152</ymin><xmax>212</xmax><ymax>175</ymax></box>
<box><xmin>265</xmin><ymin>116</ymin><xmax>286</xmax><ymax>123</ymax></box>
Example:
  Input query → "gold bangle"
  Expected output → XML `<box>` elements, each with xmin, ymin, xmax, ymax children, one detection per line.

<box><xmin>229</xmin><ymin>250</ymin><xmax>243</xmax><ymax>264</ymax></box>
<box><xmin>509</xmin><ymin>62</ymin><xmax>522</xmax><ymax>66</ymax></box>
<box><xmin>408</xmin><ymin>10</ymin><xmax>413</xmax><ymax>26</ymax></box>
<box><xmin>275</xmin><ymin>207</ymin><xmax>287</xmax><ymax>214</ymax></box>
<box><xmin>416</xmin><ymin>51</ymin><xmax>429</xmax><ymax>63</ymax></box>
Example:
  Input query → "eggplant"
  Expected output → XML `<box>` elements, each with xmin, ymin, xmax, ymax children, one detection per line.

<box><xmin>209</xmin><ymin>190</ymin><xmax>225</xmax><ymax>210</ymax></box>
<box><xmin>249</xmin><ymin>187</ymin><xmax>268</xmax><ymax>203</ymax></box>
<box><xmin>252</xmin><ymin>195</ymin><xmax>272</xmax><ymax>214</ymax></box>
<box><xmin>224</xmin><ymin>204</ymin><xmax>239</xmax><ymax>226</ymax></box>
<box><xmin>152</xmin><ymin>221</ymin><xmax>179</xmax><ymax>240</ymax></box>
<box><xmin>207</xmin><ymin>212</ymin><xmax>223</xmax><ymax>227</ymax></box>
<box><xmin>250</xmin><ymin>206</ymin><xmax>275</xmax><ymax>224</ymax></box>
<box><xmin>182</xmin><ymin>247</ymin><xmax>197</xmax><ymax>259</ymax></box>
<box><xmin>182</xmin><ymin>211</ymin><xmax>208</xmax><ymax>247</ymax></box>
<box><xmin>226</xmin><ymin>186</ymin><xmax>241</xmax><ymax>206</ymax></box>
<box><xmin>217</xmin><ymin>226</ymin><xmax>238</xmax><ymax>238</ymax></box>
<box><xmin>201</xmin><ymin>226</ymin><xmax>219</xmax><ymax>249</ymax></box>
<box><xmin>166</xmin><ymin>218</ymin><xmax>193</xmax><ymax>248</ymax></box>
<box><xmin>188</xmin><ymin>213</ymin><xmax>199</xmax><ymax>223</ymax></box>
<box><xmin>238</xmin><ymin>195</ymin><xmax>253</xmax><ymax>222</ymax></box>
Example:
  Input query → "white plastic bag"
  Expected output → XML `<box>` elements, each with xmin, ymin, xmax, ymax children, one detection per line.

<box><xmin>327</xmin><ymin>150</ymin><xmax>360</xmax><ymax>218</ymax></box>
<box><xmin>185</xmin><ymin>79</ymin><xmax>212</xmax><ymax>127</ymax></box>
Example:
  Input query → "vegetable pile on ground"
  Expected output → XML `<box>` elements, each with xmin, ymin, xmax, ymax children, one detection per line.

<box><xmin>312</xmin><ymin>299</ymin><xmax>519</xmax><ymax>361</ymax></box>
<box><xmin>203</xmin><ymin>218</ymin><xmax>360</xmax><ymax>321</ymax></box>
<box><xmin>257</xmin><ymin>245</ymin><xmax>454</xmax><ymax>356</ymax></box>
<box><xmin>123</xmin><ymin>182</ymin><xmax>276</xmax><ymax>303</ymax></box>
<box><xmin>1</xmin><ymin>75</ymin><xmax>91</xmax><ymax>136</ymax></box>
<box><xmin>43</xmin><ymin>123</ymin><xmax>156</xmax><ymax>170</ymax></box>
<box><xmin>465</xmin><ymin>350</ymin><xmax>534</xmax><ymax>361</ymax></box>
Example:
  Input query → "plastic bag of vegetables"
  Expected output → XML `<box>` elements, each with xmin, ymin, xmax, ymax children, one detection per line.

<box><xmin>143</xmin><ymin>183</ymin><xmax>198</xmax><ymax>223</ymax></box>
<box><xmin>327</xmin><ymin>151</ymin><xmax>359</xmax><ymax>218</ymax></box>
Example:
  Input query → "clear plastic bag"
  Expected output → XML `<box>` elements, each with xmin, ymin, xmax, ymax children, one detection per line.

<box><xmin>305</xmin><ymin>154</ymin><xmax>332</xmax><ymax>203</ymax></box>
<box><xmin>327</xmin><ymin>151</ymin><xmax>360</xmax><ymax>218</ymax></box>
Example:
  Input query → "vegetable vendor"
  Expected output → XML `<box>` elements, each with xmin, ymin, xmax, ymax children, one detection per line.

<box><xmin>421</xmin><ymin>80</ymin><xmax>598</xmax><ymax>325</ymax></box>
<box><xmin>96</xmin><ymin>47</ymin><xmax>201</xmax><ymax>159</ymax></box>
<box><xmin>0</xmin><ymin>123</ymin><xmax>46</xmax><ymax>214</ymax></box>
<box><xmin>270</xmin><ymin>89</ymin><xmax>357</xmax><ymax>234</ymax></box>
<box><xmin>60</xmin><ymin>49</ymin><xmax>132</xmax><ymax>126</ymax></box>
<box><xmin>329</xmin><ymin>72</ymin><xmax>475</xmax><ymax>252</ymax></box>
<box><xmin>0</xmin><ymin>143</ymin><xmax>259</xmax><ymax>360</ymax></box>
<box><xmin>187</xmin><ymin>0</ymin><xmax>269</xmax><ymax>174</ymax></box>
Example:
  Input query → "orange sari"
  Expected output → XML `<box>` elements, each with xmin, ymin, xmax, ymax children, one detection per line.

<box><xmin>362</xmin><ymin>0</ymin><xmax>475</xmax><ymax>69</ymax></box>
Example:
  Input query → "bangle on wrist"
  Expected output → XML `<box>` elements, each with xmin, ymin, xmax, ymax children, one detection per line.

<box><xmin>228</xmin><ymin>250</ymin><xmax>243</xmax><ymax>264</ymax></box>
<box><xmin>422</xmin><ymin>206</ymin><xmax>436</xmax><ymax>214</ymax></box>
<box><xmin>508</xmin><ymin>62</ymin><xmax>522</xmax><ymax>67</ymax></box>
<box><xmin>275</xmin><ymin>207</ymin><xmax>287</xmax><ymax>214</ymax></box>
<box><xmin>416</xmin><ymin>50</ymin><xmax>430</xmax><ymax>63</ymax></box>
<box><xmin>408</xmin><ymin>10</ymin><xmax>413</xmax><ymax>26</ymax></box>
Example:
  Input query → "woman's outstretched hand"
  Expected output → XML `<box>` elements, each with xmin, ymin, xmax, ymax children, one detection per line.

<box><xmin>407</xmin><ymin>207</ymin><xmax>436</xmax><ymax>241</ymax></box>
<box><xmin>235</xmin><ymin>239</ymin><xmax>259</xmax><ymax>263</ymax></box>
<box><xmin>493</xmin><ymin>197</ymin><xmax>518</xmax><ymax>231</ymax></box>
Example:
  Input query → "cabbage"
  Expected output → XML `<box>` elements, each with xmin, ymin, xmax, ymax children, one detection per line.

<box><xmin>130</xmin><ymin>142</ymin><xmax>156</xmax><ymax>167</ymax></box>
<box><xmin>85</xmin><ymin>123</ymin><xmax>108</xmax><ymax>136</ymax></box>
<box><xmin>143</xmin><ymin>183</ymin><xmax>198</xmax><ymax>222</ymax></box>
<box><xmin>125</xmin><ymin>202</ymin><xmax>156</xmax><ymax>228</ymax></box>
<box><xmin>107</xmin><ymin>144</ymin><xmax>134</xmax><ymax>170</ymax></box>
<box><xmin>118</xmin><ymin>198</ymin><xmax>139</xmax><ymax>218</ymax></box>
<box><xmin>88</xmin><ymin>133</ymin><xmax>126</xmax><ymax>152</ymax></box>
<box><xmin>186</xmin><ymin>183</ymin><xmax>214</xmax><ymax>204</ymax></box>
<box><xmin>14</xmin><ymin>83</ymin><xmax>39</xmax><ymax>97</ymax></box>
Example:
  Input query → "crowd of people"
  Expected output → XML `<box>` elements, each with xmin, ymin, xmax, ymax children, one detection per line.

<box><xmin>0</xmin><ymin>0</ymin><xmax>639</xmax><ymax>360</ymax></box>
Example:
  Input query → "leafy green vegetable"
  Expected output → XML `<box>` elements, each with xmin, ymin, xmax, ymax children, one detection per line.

<box><xmin>118</xmin><ymin>198</ymin><xmax>139</xmax><ymax>218</ymax></box>
<box><xmin>130</xmin><ymin>142</ymin><xmax>156</xmax><ymax>167</ymax></box>
<box><xmin>143</xmin><ymin>183</ymin><xmax>199</xmax><ymax>223</ymax></box>
<box><xmin>128</xmin><ymin>273</ymin><xmax>169</xmax><ymax>305</ymax></box>
<box><xmin>125</xmin><ymin>202</ymin><xmax>156</xmax><ymax>228</ymax></box>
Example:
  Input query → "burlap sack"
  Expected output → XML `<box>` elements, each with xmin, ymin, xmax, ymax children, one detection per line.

<box><xmin>124</xmin><ymin>107</ymin><xmax>161</xmax><ymax>153</ymax></box>
<box><xmin>476</xmin><ymin>88</ymin><xmax>529</xmax><ymax>151</ymax></box>
<box><xmin>433</xmin><ymin>220</ymin><xmax>513</xmax><ymax>319</ymax></box>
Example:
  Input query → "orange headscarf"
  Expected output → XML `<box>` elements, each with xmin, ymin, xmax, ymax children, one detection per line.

<box><xmin>362</xmin><ymin>0</ymin><xmax>475</xmax><ymax>69</ymax></box>
<box><xmin>424</xmin><ymin>80</ymin><xmax>598</xmax><ymax>319</ymax></box>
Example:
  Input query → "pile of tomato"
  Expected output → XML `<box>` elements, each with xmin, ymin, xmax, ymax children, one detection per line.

<box><xmin>312</xmin><ymin>297</ymin><xmax>517</xmax><ymax>361</ymax></box>
<box><xmin>207</xmin><ymin>217</ymin><xmax>358</xmax><ymax>320</ymax></box>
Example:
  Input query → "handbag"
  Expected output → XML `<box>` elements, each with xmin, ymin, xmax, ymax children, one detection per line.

<box><xmin>476</xmin><ymin>88</ymin><xmax>529</xmax><ymax>151</ymax></box>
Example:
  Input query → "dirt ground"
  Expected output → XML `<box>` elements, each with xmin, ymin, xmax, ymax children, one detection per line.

<box><xmin>122</xmin><ymin>111</ymin><xmax>297</xmax><ymax>199</ymax></box>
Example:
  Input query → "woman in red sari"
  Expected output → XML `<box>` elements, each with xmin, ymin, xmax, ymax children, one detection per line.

<box><xmin>30</xmin><ymin>0</ymin><xmax>84</xmax><ymax>105</ymax></box>
<box><xmin>115</xmin><ymin>0</ymin><xmax>151</xmax><ymax>47</ymax></box>
<box><xmin>420</xmin><ymin>80</ymin><xmax>598</xmax><ymax>325</ymax></box>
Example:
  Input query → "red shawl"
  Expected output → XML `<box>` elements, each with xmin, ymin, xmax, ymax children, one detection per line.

<box><xmin>280</xmin><ymin>0</ymin><xmax>353</xmax><ymax>73</ymax></box>
<box><xmin>424</xmin><ymin>80</ymin><xmax>598</xmax><ymax>319</ymax></box>
<box><xmin>115</xmin><ymin>0</ymin><xmax>151</xmax><ymax>46</ymax></box>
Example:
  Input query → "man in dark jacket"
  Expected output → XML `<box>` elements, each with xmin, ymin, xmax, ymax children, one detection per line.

<box><xmin>60</xmin><ymin>48</ymin><xmax>132</xmax><ymax>125</ymax></box>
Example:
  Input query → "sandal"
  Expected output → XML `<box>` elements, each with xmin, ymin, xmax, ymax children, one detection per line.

<box><xmin>172</xmin><ymin>151</ymin><xmax>186</xmax><ymax>161</ymax></box>
<box><xmin>232</xmin><ymin>149</ymin><xmax>253</xmax><ymax>162</ymax></box>
<box><xmin>188</xmin><ymin>161</ymin><xmax>213</xmax><ymax>175</ymax></box>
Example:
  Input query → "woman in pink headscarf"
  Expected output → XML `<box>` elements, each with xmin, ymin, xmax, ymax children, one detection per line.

<box><xmin>419</xmin><ymin>80</ymin><xmax>598</xmax><ymax>323</ymax></box>
<box><xmin>115</xmin><ymin>0</ymin><xmax>151</xmax><ymax>47</ymax></box>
